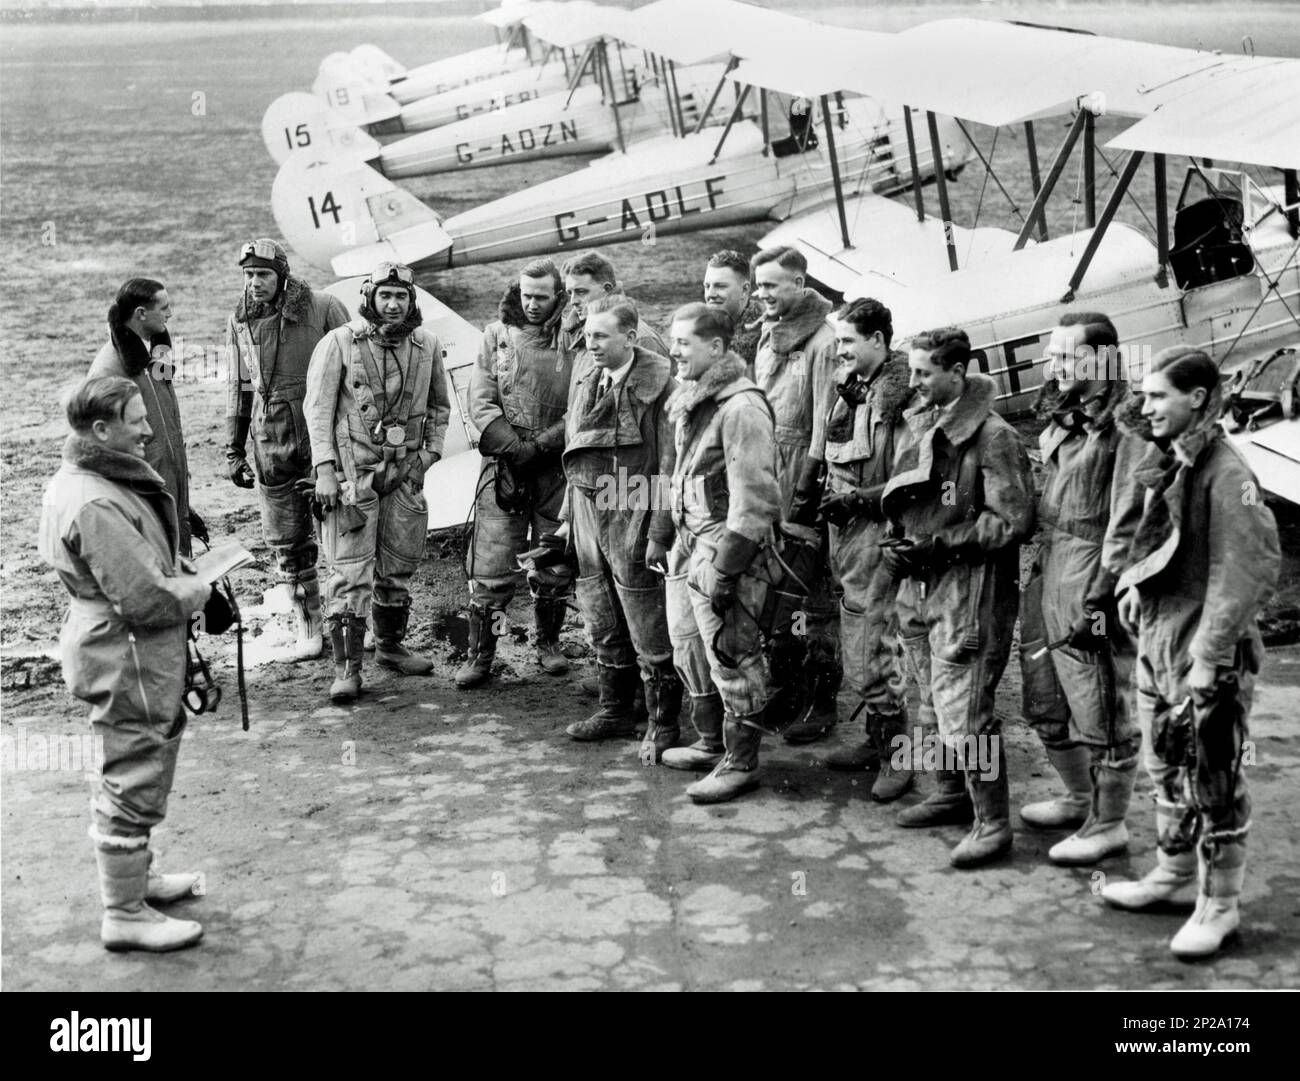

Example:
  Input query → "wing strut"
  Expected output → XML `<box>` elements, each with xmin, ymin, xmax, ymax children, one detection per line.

<box><xmin>903</xmin><ymin>107</ymin><xmax>925</xmax><ymax>222</ymax></box>
<box><xmin>1286</xmin><ymin>170</ymin><xmax>1299</xmax><ymax>240</ymax></box>
<box><xmin>820</xmin><ymin>95</ymin><xmax>852</xmax><ymax>251</ymax></box>
<box><xmin>759</xmin><ymin>88</ymin><xmax>770</xmax><ymax>157</ymax></box>
<box><xmin>1083</xmin><ymin>111</ymin><xmax>1097</xmax><ymax>228</ymax></box>
<box><xmin>598</xmin><ymin>40</ymin><xmax>626</xmax><ymax>153</ymax></box>
<box><xmin>1015</xmin><ymin>109</ymin><xmax>1089</xmax><ymax>251</ymax></box>
<box><xmin>927</xmin><ymin>110</ymin><xmax>958</xmax><ymax>271</ymax></box>
<box><xmin>1062</xmin><ymin>151</ymin><xmax>1145</xmax><ymax>302</ymax></box>
<box><xmin>1154</xmin><ymin>153</ymin><xmax>1170</xmax><ymax>288</ymax></box>
<box><xmin>693</xmin><ymin>57</ymin><xmax>739</xmax><ymax>135</ymax></box>
<box><xmin>667</xmin><ymin>60</ymin><xmax>688</xmax><ymax>138</ymax></box>
<box><xmin>709</xmin><ymin>83</ymin><xmax>752</xmax><ymax>166</ymax></box>
<box><xmin>1024</xmin><ymin>121</ymin><xmax>1048</xmax><ymax>242</ymax></box>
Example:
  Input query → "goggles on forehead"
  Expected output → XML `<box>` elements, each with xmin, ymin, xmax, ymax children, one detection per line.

<box><xmin>369</xmin><ymin>261</ymin><xmax>415</xmax><ymax>287</ymax></box>
<box><xmin>240</xmin><ymin>239</ymin><xmax>280</xmax><ymax>262</ymax></box>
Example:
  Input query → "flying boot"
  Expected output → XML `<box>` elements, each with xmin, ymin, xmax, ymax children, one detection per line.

<box><xmin>661</xmin><ymin>693</ymin><xmax>725</xmax><ymax>772</ymax></box>
<box><xmin>1020</xmin><ymin>744</ymin><xmax>1092</xmax><ymax>829</ymax></box>
<box><xmin>373</xmin><ymin>600</ymin><xmax>434</xmax><ymax>676</ymax></box>
<box><xmin>534</xmin><ymin>593</ymin><xmax>569</xmax><ymax>676</ymax></box>
<box><xmin>97</xmin><ymin>846</ymin><xmax>202</xmax><ymax>952</ymax></box>
<box><xmin>1170</xmin><ymin>840</ymin><xmax>1246</xmax><ymax>959</ymax></box>
<box><xmin>1048</xmin><ymin>753</ymin><xmax>1136</xmax><ymax>865</ymax></box>
<box><xmin>567</xmin><ymin>664</ymin><xmax>642</xmax><ymax>741</ymax></box>
<box><xmin>639</xmin><ymin>666</ymin><xmax>683</xmax><ymax>763</ymax></box>
<box><xmin>455</xmin><ymin>603</ymin><xmax>501</xmax><ymax>688</ymax></box>
<box><xmin>869</xmin><ymin>708</ymin><xmax>915</xmax><ymax>801</ymax></box>
<box><xmin>950</xmin><ymin>744</ymin><xmax>1013</xmax><ymax>868</ymax></box>
<box><xmin>1100</xmin><ymin>799</ymin><xmax>1198</xmax><ymax>910</ymax></box>
<box><xmin>687</xmin><ymin>712</ymin><xmax>763</xmax><ymax>803</ymax></box>
<box><xmin>328</xmin><ymin>613</ymin><xmax>365</xmax><ymax>703</ymax></box>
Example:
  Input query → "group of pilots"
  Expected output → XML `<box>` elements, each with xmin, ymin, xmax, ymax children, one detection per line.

<box><xmin>44</xmin><ymin>236</ymin><xmax>1277</xmax><ymax>958</ymax></box>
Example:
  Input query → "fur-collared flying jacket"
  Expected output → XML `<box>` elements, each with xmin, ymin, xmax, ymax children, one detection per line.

<box><xmin>1117</xmin><ymin>378</ymin><xmax>1280</xmax><ymax>670</ymax></box>
<box><xmin>819</xmin><ymin>349</ymin><xmax>917</xmax><ymax>518</ymax></box>
<box><xmin>669</xmin><ymin>351</ymin><xmax>781</xmax><ymax>547</ymax></box>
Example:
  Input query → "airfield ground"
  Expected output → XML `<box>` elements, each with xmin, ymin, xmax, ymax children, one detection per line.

<box><xmin>3</xmin><ymin>3</ymin><xmax>1300</xmax><ymax>991</ymax></box>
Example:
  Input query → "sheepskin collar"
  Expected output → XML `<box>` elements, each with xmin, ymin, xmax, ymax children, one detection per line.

<box><xmin>864</xmin><ymin>351</ymin><xmax>914</xmax><ymax>426</ymax></box>
<box><xmin>1039</xmin><ymin>380</ymin><xmax>1133</xmax><ymax>461</ymax></box>
<box><xmin>826</xmin><ymin>351</ymin><xmax>914</xmax><ymax>445</ymax></box>
<box><xmin>903</xmin><ymin>373</ymin><xmax>997</xmax><ymax>448</ymax></box>
<box><xmin>762</xmin><ymin>289</ymin><xmax>833</xmax><ymax>355</ymax></box>
<box><xmin>235</xmin><ymin>274</ymin><xmax>314</xmax><ymax>324</ymax></box>
<box><xmin>108</xmin><ymin>325</ymin><xmax>172</xmax><ymax>379</ymax></box>
<box><xmin>668</xmin><ymin>352</ymin><xmax>749</xmax><ymax>426</ymax></box>
<box><xmin>499</xmin><ymin>283</ymin><xmax>568</xmax><ymax>345</ymax></box>
<box><xmin>63</xmin><ymin>434</ymin><xmax>167</xmax><ymax>490</ymax></box>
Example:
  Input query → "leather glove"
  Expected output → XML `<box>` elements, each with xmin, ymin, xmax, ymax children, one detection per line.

<box><xmin>228</xmin><ymin>456</ymin><xmax>255</xmax><ymax>488</ymax></box>
<box><xmin>477</xmin><ymin>416</ymin><xmax>522</xmax><ymax>457</ymax></box>
<box><xmin>294</xmin><ymin>476</ymin><xmax>325</xmax><ymax>522</ymax></box>
<box><xmin>401</xmin><ymin>450</ymin><xmax>439</xmax><ymax>487</ymax></box>
<box><xmin>819</xmin><ymin>489</ymin><xmax>863</xmax><ymax>527</ymax></box>
<box><xmin>710</xmin><ymin>530</ymin><xmax>761</xmax><ymax>617</ymax></box>
<box><xmin>787</xmin><ymin>457</ymin><xmax>823</xmax><ymax>528</ymax></box>
<box><xmin>225</xmin><ymin>415</ymin><xmax>255</xmax><ymax>488</ymax></box>
<box><xmin>532</xmin><ymin>530</ymin><xmax>574</xmax><ymax>571</ymax></box>
<box><xmin>879</xmin><ymin>536</ymin><xmax>938</xmax><ymax>580</ymax></box>
<box><xmin>188</xmin><ymin>508</ymin><xmax>210</xmax><ymax>547</ymax></box>
<box><xmin>511</xmin><ymin>438</ymin><xmax>541</xmax><ymax>471</ymax></box>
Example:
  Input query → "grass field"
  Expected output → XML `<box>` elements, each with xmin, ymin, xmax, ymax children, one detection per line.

<box><xmin>3</xmin><ymin>1</ymin><xmax>1299</xmax><ymax>641</ymax></box>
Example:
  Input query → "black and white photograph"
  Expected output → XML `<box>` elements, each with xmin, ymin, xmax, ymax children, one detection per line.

<box><xmin>1</xmin><ymin>0</ymin><xmax>1297</xmax><ymax>1021</ymax></box>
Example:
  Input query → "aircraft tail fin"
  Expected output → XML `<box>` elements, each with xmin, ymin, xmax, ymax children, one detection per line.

<box><xmin>272</xmin><ymin>154</ymin><xmax>452</xmax><ymax>275</ymax></box>
<box><xmin>311</xmin><ymin>55</ymin><xmax>402</xmax><ymax>127</ymax></box>
<box><xmin>350</xmin><ymin>44</ymin><xmax>406</xmax><ymax>82</ymax></box>
<box><xmin>262</xmin><ymin>92</ymin><xmax>382</xmax><ymax>166</ymax></box>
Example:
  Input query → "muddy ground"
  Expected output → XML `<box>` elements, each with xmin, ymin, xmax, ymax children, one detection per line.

<box><xmin>3</xmin><ymin>5</ymin><xmax>1300</xmax><ymax>991</ymax></box>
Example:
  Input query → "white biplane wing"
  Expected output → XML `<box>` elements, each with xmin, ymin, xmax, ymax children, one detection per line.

<box><xmin>1108</xmin><ymin>57</ymin><xmax>1300</xmax><ymax>170</ymax></box>
<box><xmin>732</xmin><ymin>18</ymin><xmax>1245</xmax><ymax>126</ymax></box>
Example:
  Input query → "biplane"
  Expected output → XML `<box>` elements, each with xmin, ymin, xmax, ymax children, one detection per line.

<box><xmin>723</xmin><ymin>18</ymin><xmax>1300</xmax><ymax>499</ymax></box>
<box><xmin>270</xmin><ymin>0</ymin><xmax>967</xmax><ymax>278</ymax></box>
<box><xmin>267</xmin><ymin>7</ymin><xmax>731</xmax><ymax>180</ymax></box>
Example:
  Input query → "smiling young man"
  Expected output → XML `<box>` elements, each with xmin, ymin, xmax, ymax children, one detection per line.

<box><xmin>558</xmin><ymin>251</ymin><xmax>668</xmax><ymax>384</ymax></box>
<box><xmin>880</xmin><ymin>328</ymin><xmax>1035</xmax><ymax>867</ymax></box>
<box><xmin>751</xmin><ymin>245</ymin><xmax>841</xmax><ymax>746</ymax></box>
<box><xmin>225</xmin><ymin>238</ymin><xmax>349</xmax><ymax>662</ymax></box>
<box><xmin>814</xmin><ymin>299</ymin><xmax>919</xmax><ymax>801</ymax></box>
<box><xmin>702</xmin><ymin>250</ymin><xmax>763</xmax><ymax>375</ymax></box>
<box><xmin>40</xmin><ymin>376</ymin><xmax>213</xmax><ymax>952</ymax></box>
<box><xmin>459</xmin><ymin>258</ymin><xmax>575</xmax><ymax>687</ymax></box>
<box><xmin>558</xmin><ymin>296</ymin><xmax>680</xmax><ymax>758</ymax></box>
<box><xmin>89</xmin><ymin>278</ymin><xmax>203</xmax><ymax>557</ymax></box>
<box><xmin>663</xmin><ymin>303</ymin><xmax>781</xmax><ymax>802</ymax></box>
<box><xmin>1101</xmin><ymin>347</ymin><xmax>1279</xmax><ymax>960</ymax></box>
<box><xmin>305</xmin><ymin>262</ymin><xmax>449</xmax><ymax>703</ymax></box>
<box><xmin>1018</xmin><ymin>312</ymin><xmax>1147</xmax><ymax>867</ymax></box>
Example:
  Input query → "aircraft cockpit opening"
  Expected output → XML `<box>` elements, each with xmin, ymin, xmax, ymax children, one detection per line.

<box><xmin>1171</xmin><ymin>170</ymin><xmax>1259</xmax><ymax>291</ymax></box>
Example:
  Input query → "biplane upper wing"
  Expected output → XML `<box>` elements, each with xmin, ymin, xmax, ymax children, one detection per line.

<box><xmin>1108</xmin><ymin>57</ymin><xmax>1300</xmax><ymax>170</ymax></box>
<box><xmin>612</xmin><ymin>0</ymin><xmax>834</xmax><ymax>66</ymax></box>
<box><xmin>732</xmin><ymin>18</ymin><xmax>1247</xmax><ymax>126</ymax></box>
<box><xmin>479</xmin><ymin>0</ymin><xmax>555</xmax><ymax>30</ymax></box>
